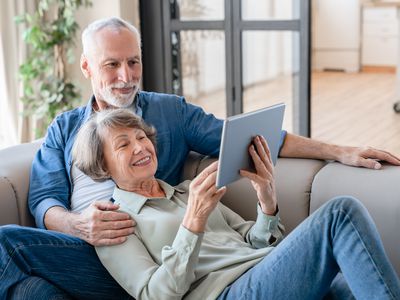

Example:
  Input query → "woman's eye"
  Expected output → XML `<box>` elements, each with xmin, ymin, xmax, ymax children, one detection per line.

<box><xmin>118</xmin><ymin>143</ymin><xmax>128</xmax><ymax>149</ymax></box>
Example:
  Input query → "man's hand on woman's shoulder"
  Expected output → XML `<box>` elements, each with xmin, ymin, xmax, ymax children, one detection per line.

<box><xmin>44</xmin><ymin>202</ymin><xmax>136</xmax><ymax>246</ymax></box>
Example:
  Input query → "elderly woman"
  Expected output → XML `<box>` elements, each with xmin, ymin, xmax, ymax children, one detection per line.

<box><xmin>72</xmin><ymin>109</ymin><xmax>400</xmax><ymax>300</ymax></box>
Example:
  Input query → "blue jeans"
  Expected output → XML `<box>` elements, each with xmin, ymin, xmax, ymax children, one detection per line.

<box><xmin>218</xmin><ymin>197</ymin><xmax>400</xmax><ymax>300</ymax></box>
<box><xmin>0</xmin><ymin>226</ymin><xmax>132</xmax><ymax>299</ymax></box>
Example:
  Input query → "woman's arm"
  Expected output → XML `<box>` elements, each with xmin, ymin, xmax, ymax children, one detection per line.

<box><xmin>96</xmin><ymin>225</ymin><xmax>203</xmax><ymax>300</ymax></box>
<box><xmin>220</xmin><ymin>135</ymin><xmax>285</xmax><ymax>248</ymax></box>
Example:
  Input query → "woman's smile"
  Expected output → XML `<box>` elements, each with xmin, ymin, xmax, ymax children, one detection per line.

<box><xmin>132</xmin><ymin>155</ymin><xmax>151</xmax><ymax>167</ymax></box>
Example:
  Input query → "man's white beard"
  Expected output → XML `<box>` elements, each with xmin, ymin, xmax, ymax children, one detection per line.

<box><xmin>100</xmin><ymin>82</ymin><xmax>139</xmax><ymax>108</ymax></box>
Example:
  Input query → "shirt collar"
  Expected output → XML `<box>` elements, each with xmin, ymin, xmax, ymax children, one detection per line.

<box><xmin>111</xmin><ymin>179</ymin><xmax>184</xmax><ymax>214</ymax></box>
<box><xmin>83</xmin><ymin>92</ymin><xmax>141</xmax><ymax>122</ymax></box>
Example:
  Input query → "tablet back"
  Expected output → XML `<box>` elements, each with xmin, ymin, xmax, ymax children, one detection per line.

<box><xmin>216</xmin><ymin>103</ymin><xmax>285</xmax><ymax>188</ymax></box>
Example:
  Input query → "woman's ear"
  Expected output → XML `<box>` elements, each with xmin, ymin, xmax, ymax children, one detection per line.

<box><xmin>80</xmin><ymin>54</ymin><xmax>91</xmax><ymax>78</ymax></box>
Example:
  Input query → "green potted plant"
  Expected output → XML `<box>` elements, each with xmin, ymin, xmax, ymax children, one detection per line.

<box><xmin>16</xmin><ymin>0</ymin><xmax>91</xmax><ymax>137</ymax></box>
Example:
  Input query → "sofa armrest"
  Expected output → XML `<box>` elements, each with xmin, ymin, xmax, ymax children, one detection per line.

<box><xmin>311</xmin><ymin>162</ymin><xmax>400</xmax><ymax>275</ymax></box>
<box><xmin>0</xmin><ymin>140</ymin><xmax>43</xmax><ymax>227</ymax></box>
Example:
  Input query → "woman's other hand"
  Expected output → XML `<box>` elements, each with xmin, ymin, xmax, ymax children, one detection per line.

<box><xmin>240</xmin><ymin>135</ymin><xmax>277</xmax><ymax>215</ymax></box>
<box><xmin>183</xmin><ymin>161</ymin><xmax>226</xmax><ymax>233</ymax></box>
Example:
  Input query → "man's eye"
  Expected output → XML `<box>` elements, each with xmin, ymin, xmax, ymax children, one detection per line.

<box><xmin>107</xmin><ymin>62</ymin><xmax>118</xmax><ymax>68</ymax></box>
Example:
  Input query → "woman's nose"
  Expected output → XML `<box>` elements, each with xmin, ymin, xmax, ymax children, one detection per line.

<box><xmin>133</xmin><ymin>142</ymin><xmax>144</xmax><ymax>155</ymax></box>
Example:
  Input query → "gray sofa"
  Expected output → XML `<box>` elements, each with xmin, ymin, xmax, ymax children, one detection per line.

<box><xmin>1</xmin><ymin>140</ymin><xmax>399</xmax><ymax>277</ymax></box>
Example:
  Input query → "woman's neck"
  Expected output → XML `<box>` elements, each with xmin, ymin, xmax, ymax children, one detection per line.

<box><xmin>119</xmin><ymin>178</ymin><xmax>165</xmax><ymax>198</ymax></box>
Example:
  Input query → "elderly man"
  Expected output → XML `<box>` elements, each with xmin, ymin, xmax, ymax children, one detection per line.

<box><xmin>1</xmin><ymin>17</ymin><xmax>400</xmax><ymax>299</ymax></box>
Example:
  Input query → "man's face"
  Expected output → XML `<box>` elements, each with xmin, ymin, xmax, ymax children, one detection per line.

<box><xmin>82</xmin><ymin>27</ymin><xmax>142</xmax><ymax>108</ymax></box>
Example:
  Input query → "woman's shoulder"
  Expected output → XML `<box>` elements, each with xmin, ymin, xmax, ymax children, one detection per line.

<box><xmin>174</xmin><ymin>180</ymin><xmax>191</xmax><ymax>193</ymax></box>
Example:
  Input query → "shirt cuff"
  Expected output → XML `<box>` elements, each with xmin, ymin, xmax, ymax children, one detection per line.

<box><xmin>252</xmin><ymin>203</ymin><xmax>281</xmax><ymax>234</ymax></box>
<box><xmin>34</xmin><ymin>198</ymin><xmax>67</xmax><ymax>229</ymax></box>
<box><xmin>172</xmin><ymin>225</ymin><xmax>204</xmax><ymax>251</ymax></box>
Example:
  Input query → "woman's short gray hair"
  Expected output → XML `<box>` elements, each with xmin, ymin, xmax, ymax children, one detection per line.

<box><xmin>82</xmin><ymin>17</ymin><xmax>141</xmax><ymax>55</ymax></box>
<box><xmin>72</xmin><ymin>109</ymin><xmax>156</xmax><ymax>182</ymax></box>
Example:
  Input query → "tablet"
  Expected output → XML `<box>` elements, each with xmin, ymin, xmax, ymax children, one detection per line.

<box><xmin>216</xmin><ymin>103</ymin><xmax>285</xmax><ymax>188</ymax></box>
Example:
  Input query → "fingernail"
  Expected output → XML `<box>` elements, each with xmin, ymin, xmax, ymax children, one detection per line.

<box><xmin>374</xmin><ymin>163</ymin><xmax>381</xmax><ymax>169</ymax></box>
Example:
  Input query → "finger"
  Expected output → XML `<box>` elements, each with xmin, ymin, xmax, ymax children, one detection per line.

<box><xmin>192</xmin><ymin>161</ymin><xmax>219</xmax><ymax>186</ymax></box>
<box><xmin>210</xmin><ymin>186</ymin><xmax>227</xmax><ymax>201</ymax></box>
<box><xmin>94</xmin><ymin>201</ymin><xmax>120</xmax><ymax>211</ymax></box>
<box><xmin>199</xmin><ymin>169</ymin><xmax>219</xmax><ymax>193</ymax></box>
<box><xmin>102</xmin><ymin>219</ymin><xmax>136</xmax><ymax>230</ymax></box>
<box><xmin>359</xmin><ymin>158</ymin><xmax>382</xmax><ymax>170</ymax></box>
<box><xmin>257</xmin><ymin>136</ymin><xmax>274</xmax><ymax>174</ymax></box>
<box><xmin>367</xmin><ymin>149</ymin><xmax>400</xmax><ymax>165</ymax></box>
<box><xmin>95</xmin><ymin>236</ymin><xmax>129</xmax><ymax>246</ymax></box>
<box><xmin>239</xmin><ymin>169</ymin><xmax>265</xmax><ymax>183</ymax></box>
<box><xmin>259</xmin><ymin>136</ymin><xmax>274</xmax><ymax>166</ymax></box>
<box><xmin>99</xmin><ymin>210</ymin><xmax>132</xmax><ymax>221</ymax></box>
<box><xmin>100</xmin><ymin>227</ymin><xmax>136</xmax><ymax>240</ymax></box>
<box><xmin>253</xmin><ymin>136</ymin><xmax>268</xmax><ymax>166</ymax></box>
<box><xmin>249</xmin><ymin>144</ymin><xmax>267</xmax><ymax>175</ymax></box>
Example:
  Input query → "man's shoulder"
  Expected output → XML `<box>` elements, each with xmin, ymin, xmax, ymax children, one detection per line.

<box><xmin>46</xmin><ymin>105</ymin><xmax>87</xmax><ymax>141</ymax></box>
<box><xmin>138</xmin><ymin>91</ymin><xmax>184</xmax><ymax>106</ymax></box>
<box><xmin>52</xmin><ymin>105</ymin><xmax>86</xmax><ymax>126</ymax></box>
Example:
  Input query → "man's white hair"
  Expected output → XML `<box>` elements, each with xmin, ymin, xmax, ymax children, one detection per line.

<box><xmin>81</xmin><ymin>17</ymin><xmax>141</xmax><ymax>55</ymax></box>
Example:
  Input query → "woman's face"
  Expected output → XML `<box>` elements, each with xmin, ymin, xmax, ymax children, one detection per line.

<box><xmin>103</xmin><ymin>126</ymin><xmax>158</xmax><ymax>190</ymax></box>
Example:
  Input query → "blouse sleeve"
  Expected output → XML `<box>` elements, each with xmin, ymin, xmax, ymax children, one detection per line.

<box><xmin>218</xmin><ymin>202</ymin><xmax>285</xmax><ymax>248</ymax></box>
<box><xmin>95</xmin><ymin>225</ymin><xmax>203</xmax><ymax>300</ymax></box>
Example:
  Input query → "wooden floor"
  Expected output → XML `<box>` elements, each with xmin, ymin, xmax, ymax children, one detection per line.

<box><xmin>194</xmin><ymin>71</ymin><xmax>400</xmax><ymax>155</ymax></box>
<box><xmin>312</xmin><ymin>71</ymin><xmax>400</xmax><ymax>154</ymax></box>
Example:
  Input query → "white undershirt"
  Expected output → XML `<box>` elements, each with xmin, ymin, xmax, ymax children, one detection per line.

<box><xmin>70</xmin><ymin>165</ymin><xmax>115</xmax><ymax>212</ymax></box>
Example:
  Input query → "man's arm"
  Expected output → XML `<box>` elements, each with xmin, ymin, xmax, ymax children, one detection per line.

<box><xmin>279</xmin><ymin>133</ymin><xmax>400</xmax><ymax>169</ymax></box>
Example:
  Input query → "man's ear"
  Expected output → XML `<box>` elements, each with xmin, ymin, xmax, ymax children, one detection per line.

<box><xmin>80</xmin><ymin>54</ymin><xmax>91</xmax><ymax>78</ymax></box>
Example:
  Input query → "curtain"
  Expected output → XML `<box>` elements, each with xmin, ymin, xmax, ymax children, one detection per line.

<box><xmin>0</xmin><ymin>0</ymin><xmax>36</xmax><ymax>149</ymax></box>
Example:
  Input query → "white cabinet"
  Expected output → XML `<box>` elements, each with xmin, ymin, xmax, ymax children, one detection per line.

<box><xmin>313</xmin><ymin>0</ymin><xmax>361</xmax><ymax>72</ymax></box>
<box><xmin>362</xmin><ymin>6</ymin><xmax>398</xmax><ymax>67</ymax></box>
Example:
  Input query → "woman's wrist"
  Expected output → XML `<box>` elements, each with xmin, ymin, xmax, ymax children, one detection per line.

<box><xmin>182</xmin><ymin>214</ymin><xmax>207</xmax><ymax>234</ymax></box>
<box><xmin>260</xmin><ymin>202</ymin><xmax>277</xmax><ymax>216</ymax></box>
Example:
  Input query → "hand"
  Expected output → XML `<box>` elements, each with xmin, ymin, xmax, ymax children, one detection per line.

<box><xmin>71</xmin><ymin>201</ymin><xmax>136</xmax><ymax>246</ymax></box>
<box><xmin>337</xmin><ymin>146</ymin><xmax>400</xmax><ymax>170</ymax></box>
<box><xmin>183</xmin><ymin>161</ymin><xmax>226</xmax><ymax>233</ymax></box>
<box><xmin>240</xmin><ymin>136</ymin><xmax>277</xmax><ymax>215</ymax></box>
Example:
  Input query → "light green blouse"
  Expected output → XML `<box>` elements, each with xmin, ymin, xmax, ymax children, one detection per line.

<box><xmin>95</xmin><ymin>180</ymin><xmax>284</xmax><ymax>300</ymax></box>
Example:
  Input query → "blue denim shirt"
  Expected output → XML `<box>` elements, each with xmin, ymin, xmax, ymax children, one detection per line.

<box><xmin>28</xmin><ymin>91</ymin><xmax>287</xmax><ymax>229</ymax></box>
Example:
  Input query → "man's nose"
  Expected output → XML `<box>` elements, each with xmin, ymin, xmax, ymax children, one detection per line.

<box><xmin>118</xmin><ymin>64</ymin><xmax>130</xmax><ymax>83</ymax></box>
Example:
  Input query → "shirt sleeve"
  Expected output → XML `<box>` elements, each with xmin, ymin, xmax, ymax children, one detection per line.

<box><xmin>177</xmin><ymin>97</ymin><xmax>222</xmax><ymax>157</ymax></box>
<box><xmin>218</xmin><ymin>202</ymin><xmax>285</xmax><ymax>248</ymax></box>
<box><xmin>28</xmin><ymin>117</ymin><xmax>71</xmax><ymax>229</ymax></box>
<box><xmin>95</xmin><ymin>225</ymin><xmax>203</xmax><ymax>300</ymax></box>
